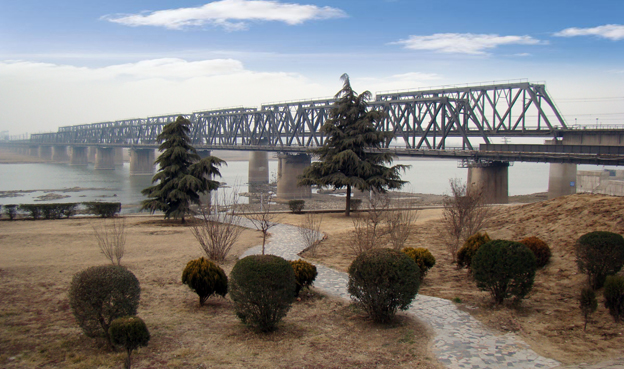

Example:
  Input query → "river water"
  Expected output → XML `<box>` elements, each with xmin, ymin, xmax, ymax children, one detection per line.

<box><xmin>0</xmin><ymin>158</ymin><xmax>612</xmax><ymax>210</ymax></box>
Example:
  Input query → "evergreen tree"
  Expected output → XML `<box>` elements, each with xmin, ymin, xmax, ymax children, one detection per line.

<box><xmin>299</xmin><ymin>74</ymin><xmax>407</xmax><ymax>216</ymax></box>
<box><xmin>141</xmin><ymin>116</ymin><xmax>224</xmax><ymax>223</ymax></box>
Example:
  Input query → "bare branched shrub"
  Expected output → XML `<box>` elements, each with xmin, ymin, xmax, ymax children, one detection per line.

<box><xmin>348</xmin><ymin>192</ymin><xmax>391</xmax><ymax>257</ymax></box>
<box><xmin>245</xmin><ymin>194</ymin><xmax>276</xmax><ymax>255</ymax></box>
<box><xmin>442</xmin><ymin>178</ymin><xmax>491</xmax><ymax>262</ymax></box>
<box><xmin>299</xmin><ymin>213</ymin><xmax>323</xmax><ymax>256</ymax></box>
<box><xmin>92</xmin><ymin>218</ymin><xmax>126</xmax><ymax>265</ymax></box>
<box><xmin>190</xmin><ymin>190</ymin><xmax>244</xmax><ymax>263</ymax></box>
<box><xmin>387</xmin><ymin>209</ymin><xmax>418</xmax><ymax>250</ymax></box>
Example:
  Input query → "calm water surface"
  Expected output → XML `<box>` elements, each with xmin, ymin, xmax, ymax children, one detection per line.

<box><xmin>0</xmin><ymin>158</ymin><xmax>611</xmax><ymax>208</ymax></box>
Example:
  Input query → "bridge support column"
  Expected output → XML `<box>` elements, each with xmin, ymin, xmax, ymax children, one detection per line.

<box><xmin>129</xmin><ymin>149</ymin><xmax>155</xmax><ymax>176</ymax></box>
<box><xmin>114</xmin><ymin>147</ymin><xmax>124</xmax><ymax>166</ymax></box>
<box><xmin>52</xmin><ymin>146</ymin><xmax>70</xmax><ymax>163</ymax></box>
<box><xmin>94</xmin><ymin>147</ymin><xmax>115</xmax><ymax>170</ymax></box>
<box><xmin>467</xmin><ymin>161</ymin><xmax>509</xmax><ymax>204</ymax></box>
<box><xmin>276</xmin><ymin>153</ymin><xmax>311</xmax><ymax>200</ymax></box>
<box><xmin>69</xmin><ymin>147</ymin><xmax>88</xmax><ymax>166</ymax></box>
<box><xmin>87</xmin><ymin>147</ymin><xmax>96</xmax><ymax>163</ymax></box>
<box><xmin>38</xmin><ymin>146</ymin><xmax>52</xmax><ymax>160</ymax></box>
<box><xmin>197</xmin><ymin>150</ymin><xmax>213</xmax><ymax>207</ymax></box>
<box><xmin>248</xmin><ymin>151</ymin><xmax>269</xmax><ymax>193</ymax></box>
<box><xmin>548</xmin><ymin>163</ymin><xmax>577</xmax><ymax>199</ymax></box>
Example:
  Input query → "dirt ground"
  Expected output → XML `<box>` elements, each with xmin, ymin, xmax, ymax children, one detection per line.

<box><xmin>0</xmin><ymin>215</ymin><xmax>440</xmax><ymax>369</ymax></box>
<box><xmin>288</xmin><ymin>194</ymin><xmax>624</xmax><ymax>366</ymax></box>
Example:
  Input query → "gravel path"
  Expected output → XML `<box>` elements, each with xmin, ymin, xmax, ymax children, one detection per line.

<box><xmin>235</xmin><ymin>217</ymin><xmax>618</xmax><ymax>369</ymax></box>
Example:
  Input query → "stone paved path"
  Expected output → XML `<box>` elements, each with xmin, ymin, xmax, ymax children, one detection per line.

<box><xmin>236</xmin><ymin>218</ymin><xmax>617</xmax><ymax>369</ymax></box>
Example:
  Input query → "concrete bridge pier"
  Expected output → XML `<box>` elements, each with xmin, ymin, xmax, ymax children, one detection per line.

<box><xmin>276</xmin><ymin>153</ymin><xmax>311</xmax><ymax>200</ymax></box>
<box><xmin>197</xmin><ymin>150</ymin><xmax>213</xmax><ymax>207</ymax></box>
<box><xmin>88</xmin><ymin>147</ymin><xmax>96</xmax><ymax>163</ymax></box>
<box><xmin>248</xmin><ymin>151</ymin><xmax>269</xmax><ymax>193</ymax></box>
<box><xmin>548</xmin><ymin>163</ymin><xmax>577</xmax><ymax>199</ymax></box>
<box><xmin>52</xmin><ymin>146</ymin><xmax>70</xmax><ymax>163</ymax></box>
<box><xmin>94</xmin><ymin>147</ymin><xmax>115</xmax><ymax>170</ymax></box>
<box><xmin>69</xmin><ymin>147</ymin><xmax>89</xmax><ymax>166</ymax></box>
<box><xmin>129</xmin><ymin>149</ymin><xmax>155</xmax><ymax>176</ymax></box>
<box><xmin>467</xmin><ymin>161</ymin><xmax>509</xmax><ymax>204</ymax></box>
<box><xmin>38</xmin><ymin>146</ymin><xmax>52</xmax><ymax>160</ymax></box>
<box><xmin>115</xmin><ymin>147</ymin><xmax>124</xmax><ymax>166</ymax></box>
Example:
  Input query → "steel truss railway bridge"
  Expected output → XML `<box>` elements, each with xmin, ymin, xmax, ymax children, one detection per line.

<box><xmin>6</xmin><ymin>81</ymin><xmax>624</xmax><ymax>203</ymax></box>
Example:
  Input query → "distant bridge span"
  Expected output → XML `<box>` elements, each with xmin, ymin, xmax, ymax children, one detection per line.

<box><xmin>28</xmin><ymin>81</ymin><xmax>567</xmax><ymax>151</ymax></box>
<box><xmin>6</xmin><ymin>81</ymin><xmax>624</xmax><ymax>203</ymax></box>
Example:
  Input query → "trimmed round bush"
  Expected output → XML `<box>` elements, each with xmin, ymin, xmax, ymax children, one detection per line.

<box><xmin>402</xmin><ymin>247</ymin><xmax>436</xmax><ymax>280</ymax></box>
<box><xmin>603</xmin><ymin>275</ymin><xmax>624</xmax><ymax>323</ymax></box>
<box><xmin>109</xmin><ymin>316</ymin><xmax>150</xmax><ymax>369</ymax></box>
<box><xmin>457</xmin><ymin>232</ymin><xmax>491</xmax><ymax>269</ymax></box>
<box><xmin>229</xmin><ymin>255</ymin><xmax>296</xmax><ymax>332</ymax></box>
<box><xmin>348</xmin><ymin>248</ymin><xmax>420</xmax><ymax>323</ymax></box>
<box><xmin>182</xmin><ymin>257</ymin><xmax>228</xmax><ymax>306</ymax></box>
<box><xmin>290</xmin><ymin>259</ymin><xmax>318</xmax><ymax>297</ymax></box>
<box><xmin>520</xmin><ymin>236</ymin><xmax>551</xmax><ymax>268</ymax></box>
<box><xmin>69</xmin><ymin>265</ymin><xmax>140</xmax><ymax>346</ymax></box>
<box><xmin>472</xmin><ymin>240</ymin><xmax>536</xmax><ymax>305</ymax></box>
<box><xmin>576</xmin><ymin>231</ymin><xmax>624</xmax><ymax>290</ymax></box>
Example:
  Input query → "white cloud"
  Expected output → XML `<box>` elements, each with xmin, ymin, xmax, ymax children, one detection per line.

<box><xmin>393</xmin><ymin>33</ymin><xmax>544</xmax><ymax>54</ymax></box>
<box><xmin>554</xmin><ymin>24</ymin><xmax>624</xmax><ymax>40</ymax></box>
<box><xmin>103</xmin><ymin>0</ymin><xmax>346</xmax><ymax>30</ymax></box>
<box><xmin>0</xmin><ymin>59</ymin><xmax>330</xmax><ymax>134</ymax></box>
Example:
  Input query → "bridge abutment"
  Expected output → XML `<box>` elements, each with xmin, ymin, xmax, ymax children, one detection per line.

<box><xmin>69</xmin><ymin>146</ymin><xmax>88</xmax><ymax>166</ymax></box>
<box><xmin>94</xmin><ymin>147</ymin><xmax>115</xmax><ymax>170</ymax></box>
<box><xmin>52</xmin><ymin>146</ymin><xmax>70</xmax><ymax>163</ymax></box>
<box><xmin>276</xmin><ymin>153</ymin><xmax>311</xmax><ymax>200</ymax></box>
<box><xmin>38</xmin><ymin>146</ymin><xmax>52</xmax><ymax>160</ymax></box>
<box><xmin>548</xmin><ymin>163</ymin><xmax>577</xmax><ymax>199</ymax></box>
<box><xmin>467</xmin><ymin>161</ymin><xmax>509</xmax><ymax>204</ymax></box>
<box><xmin>129</xmin><ymin>149</ymin><xmax>155</xmax><ymax>176</ymax></box>
<box><xmin>248</xmin><ymin>151</ymin><xmax>269</xmax><ymax>193</ymax></box>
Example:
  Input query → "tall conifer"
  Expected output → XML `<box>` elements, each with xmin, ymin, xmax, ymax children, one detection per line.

<box><xmin>299</xmin><ymin>74</ymin><xmax>407</xmax><ymax>216</ymax></box>
<box><xmin>141</xmin><ymin>116</ymin><xmax>224</xmax><ymax>222</ymax></box>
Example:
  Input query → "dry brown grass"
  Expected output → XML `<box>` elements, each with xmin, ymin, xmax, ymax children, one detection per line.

<box><xmin>0</xmin><ymin>215</ymin><xmax>440</xmax><ymax>369</ymax></box>
<box><xmin>295</xmin><ymin>194</ymin><xmax>624</xmax><ymax>366</ymax></box>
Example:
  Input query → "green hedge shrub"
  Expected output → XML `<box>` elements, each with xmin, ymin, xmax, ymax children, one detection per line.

<box><xmin>604</xmin><ymin>275</ymin><xmax>624</xmax><ymax>323</ymax></box>
<box><xmin>288</xmin><ymin>200</ymin><xmax>305</xmax><ymax>214</ymax></box>
<box><xmin>580</xmin><ymin>287</ymin><xmax>597</xmax><ymax>331</ymax></box>
<box><xmin>19</xmin><ymin>204</ymin><xmax>41</xmax><ymax>219</ymax></box>
<box><xmin>4</xmin><ymin>204</ymin><xmax>17</xmax><ymax>220</ymax></box>
<box><xmin>181</xmin><ymin>257</ymin><xmax>228</xmax><ymax>306</ymax></box>
<box><xmin>348</xmin><ymin>248</ymin><xmax>420</xmax><ymax>323</ymax></box>
<box><xmin>84</xmin><ymin>202</ymin><xmax>122</xmax><ymax>218</ymax></box>
<box><xmin>472</xmin><ymin>240</ymin><xmax>536</xmax><ymax>305</ymax></box>
<box><xmin>109</xmin><ymin>316</ymin><xmax>150</xmax><ymax>369</ymax></box>
<box><xmin>69</xmin><ymin>265</ymin><xmax>141</xmax><ymax>347</ymax></box>
<box><xmin>350</xmin><ymin>199</ymin><xmax>362</xmax><ymax>211</ymax></box>
<box><xmin>520</xmin><ymin>236</ymin><xmax>551</xmax><ymax>268</ymax></box>
<box><xmin>402</xmin><ymin>247</ymin><xmax>436</xmax><ymax>280</ymax></box>
<box><xmin>290</xmin><ymin>259</ymin><xmax>317</xmax><ymax>297</ymax></box>
<box><xmin>576</xmin><ymin>231</ymin><xmax>624</xmax><ymax>290</ymax></box>
<box><xmin>229</xmin><ymin>255</ymin><xmax>296</xmax><ymax>332</ymax></box>
<box><xmin>457</xmin><ymin>232</ymin><xmax>491</xmax><ymax>269</ymax></box>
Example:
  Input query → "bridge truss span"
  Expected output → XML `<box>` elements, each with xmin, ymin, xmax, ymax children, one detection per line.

<box><xmin>29</xmin><ymin>82</ymin><xmax>567</xmax><ymax>151</ymax></box>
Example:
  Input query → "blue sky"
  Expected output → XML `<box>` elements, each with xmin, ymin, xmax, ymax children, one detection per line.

<box><xmin>0</xmin><ymin>0</ymin><xmax>623</xmax><ymax>135</ymax></box>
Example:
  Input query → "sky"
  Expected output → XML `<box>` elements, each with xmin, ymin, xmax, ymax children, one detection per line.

<box><xmin>0</xmin><ymin>0</ymin><xmax>623</xmax><ymax>136</ymax></box>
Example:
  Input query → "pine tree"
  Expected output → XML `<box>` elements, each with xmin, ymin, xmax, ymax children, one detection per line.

<box><xmin>299</xmin><ymin>74</ymin><xmax>407</xmax><ymax>216</ymax></box>
<box><xmin>141</xmin><ymin>116</ymin><xmax>224</xmax><ymax>223</ymax></box>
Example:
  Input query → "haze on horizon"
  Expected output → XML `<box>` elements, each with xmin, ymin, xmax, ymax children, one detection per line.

<box><xmin>0</xmin><ymin>0</ymin><xmax>622</xmax><ymax>137</ymax></box>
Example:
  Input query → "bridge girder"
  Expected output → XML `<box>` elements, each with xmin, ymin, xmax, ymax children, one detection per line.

<box><xmin>29</xmin><ymin>82</ymin><xmax>567</xmax><ymax>150</ymax></box>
